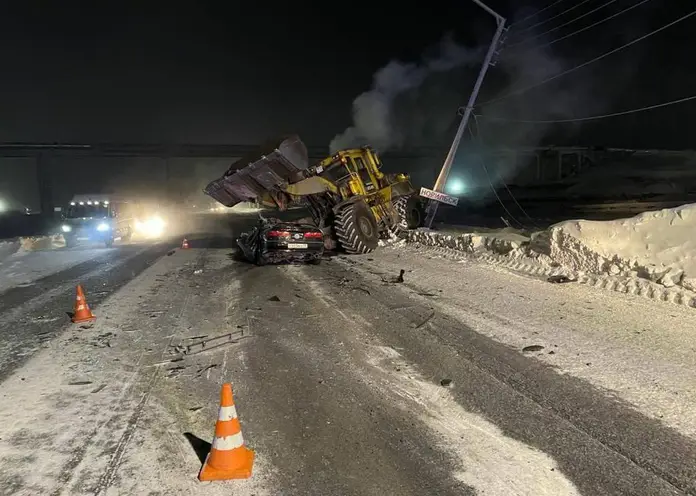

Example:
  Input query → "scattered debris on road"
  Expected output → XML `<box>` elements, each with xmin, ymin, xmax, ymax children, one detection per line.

<box><xmin>547</xmin><ymin>274</ymin><xmax>576</xmax><ymax>284</ymax></box>
<box><xmin>68</xmin><ymin>380</ymin><xmax>93</xmax><ymax>386</ymax></box>
<box><xmin>90</xmin><ymin>384</ymin><xmax>106</xmax><ymax>393</ymax></box>
<box><xmin>268</xmin><ymin>295</ymin><xmax>281</xmax><ymax>302</ymax></box>
<box><xmin>382</xmin><ymin>269</ymin><xmax>405</xmax><ymax>284</ymax></box>
<box><xmin>440</xmin><ymin>378</ymin><xmax>453</xmax><ymax>387</ymax></box>
<box><xmin>522</xmin><ymin>345</ymin><xmax>545</xmax><ymax>353</ymax></box>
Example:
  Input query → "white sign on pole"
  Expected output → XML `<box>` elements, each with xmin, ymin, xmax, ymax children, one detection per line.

<box><xmin>419</xmin><ymin>187</ymin><xmax>459</xmax><ymax>207</ymax></box>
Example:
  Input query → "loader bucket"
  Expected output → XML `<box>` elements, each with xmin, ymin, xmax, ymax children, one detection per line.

<box><xmin>204</xmin><ymin>135</ymin><xmax>310</xmax><ymax>207</ymax></box>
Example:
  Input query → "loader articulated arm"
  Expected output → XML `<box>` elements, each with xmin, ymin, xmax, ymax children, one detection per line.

<box><xmin>282</xmin><ymin>176</ymin><xmax>339</xmax><ymax>197</ymax></box>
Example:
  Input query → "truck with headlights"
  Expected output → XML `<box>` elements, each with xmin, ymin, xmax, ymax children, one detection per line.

<box><xmin>60</xmin><ymin>195</ymin><xmax>134</xmax><ymax>248</ymax></box>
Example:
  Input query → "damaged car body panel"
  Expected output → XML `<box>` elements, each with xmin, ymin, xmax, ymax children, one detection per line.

<box><xmin>237</xmin><ymin>216</ymin><xmax>324</xmax><ymax>265</ymax></box>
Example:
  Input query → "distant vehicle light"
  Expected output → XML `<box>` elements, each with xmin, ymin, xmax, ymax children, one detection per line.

<box><xmin>79</xmin><ymin>202</ymin><xmax>85</xmax><ymax>205</ymax></box>
<box><xmin>87</xmin><ymin>201</ymin><xmax>93</xmax><ymax>205</ymax></box>
<box><xmin>70</xmin><ymin>202</ymin><xmax>76</xmax><ymax>206</ymax></box>
<box><xmin>104</xmin><ymin>201</ymin><xmax>109</xmax><ymax>205</ymax></box>
<box><xmin>61</xmin><ymin>224</ymin><xmax>72</xmax><ymax>233</ymax></box>
<box><xmin>96</xmin><ymin>222</ymin><xmax>110</xmax><ymax>232</ymax></box>
<box><xmin>135</xmin><ymin>215</ymin><xmax>165</xmax><ymax>237</ymax></box>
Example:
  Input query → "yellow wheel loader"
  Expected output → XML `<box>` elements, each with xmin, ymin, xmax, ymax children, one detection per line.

<box><xmin>204</xmin><ymin>135</ymin><xmax>424</xmax><ymax>254</ymax></box>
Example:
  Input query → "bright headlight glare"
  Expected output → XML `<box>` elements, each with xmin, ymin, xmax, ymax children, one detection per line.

<box><xmin>61</xmin><ymin>224</ymin><xmax>72</xmax><ymax>233</ymax></box>
<box><xmin>96</xmin><ymin>222</ymin><xmax>110</xmax><ymax>232</ymax></box>
<box><xmin>136</xmin><ymin>216</ymin><xmax>165</xmax><ymax>236</ymax></box>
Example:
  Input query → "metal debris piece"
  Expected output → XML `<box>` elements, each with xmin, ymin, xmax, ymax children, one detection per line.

<box><xmin>268</xmin><ymin>295</ymin><xmax>281</xmax><ymax>302</ymax></box>
<box><xmin>189</xmin><ymin>406</ymin><xmax>203</xmax><ymax>412</ymax></box>
<box><xmin>196</xmin><ymin>364</ymin><xmax>219</xmax><ymax>376</ymax></box>
<box><xmin>68</xmin><ymin>380</ymin><xmax>93</xmax><ymax>386</ymax></box>
<box><xmin>91</xmin><ymin>384</ymin><xmax>107</xmax><ymax>394</ymax></box>
<box><xmin>522</xmin><ymin>345</ymin><xmax>545</xmax><ymax>353</ymax></box>
<box><xmin>440</xmin><ymin>378</ymin><xmax>453</xmax><ymax>387</ymax></box>
<box><xmin>547</xmin><ymin>274</ymin><xmax>576</xmax><ymax>284</ymax></box>
<box><xmin>183</xmin><ymin>331</ymin><xmax>247</xmax><ymax>356</ymax></box>
<box><xmin>186</xmin><ymin>335</ymin><xmax>208</xmax><ymax>340</ymax></box>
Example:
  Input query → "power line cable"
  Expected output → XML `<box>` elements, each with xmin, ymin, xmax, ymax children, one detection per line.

<box><xmin>478</xmin><ymin>93</ymin><xmax>696</xmax><ymax>124</ymax></box>
<box><xmin>509</xmin><ymin>0</ymin><xmax>570</xmax><ymax>29</ymax></box>
<box><xmin>511</xmin><ymin>0</ymin><xmax>653</xmax><ymax>53</ymax></box>
<box><xmin>472</xmin><ymin>115</ymin><xmax>539</xmax><ymax>227</ymax></box>
<box><xmin>479</xmin><ymin>8</ymin><xmax>696</xmax><ymax>108</ymax></box>
<box><xmin>467</xmin><ymin>121</ymin><xmax>524</xmax><ymax>228</ymax></box>
<box><xmin>506</xmin><ymin>0</ymin><xmax>619</xmax><ymax>49</ymax></box>
<box><xmin>512</xmin><ymin>0</ymin><xmax>595</xmax><ymax>35</ymax></box>
<box><xmin>508</xmin><ymin>0</ymin><xmax>563</xmax><ymax>28</ymax></box>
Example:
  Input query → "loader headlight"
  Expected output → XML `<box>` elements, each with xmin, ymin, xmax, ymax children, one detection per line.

<box><xmin>61</xmin><ymin>224</ymin><xmax>72</xmax><ymax>233</ymax></box>
<box><xmin>96</xmin><ymin>222</ymin><xmax>110</xmax><ymax>232</ymax></box>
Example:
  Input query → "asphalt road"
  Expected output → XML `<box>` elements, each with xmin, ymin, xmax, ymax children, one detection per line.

<box><xmin>0</xmin><ymin>212</ymin><xmax>694</xmax><ymax>495</ymax></box>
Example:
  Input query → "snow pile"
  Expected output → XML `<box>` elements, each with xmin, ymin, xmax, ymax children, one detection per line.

<box><xmin>0</xmin><ymin>240</ymin><xmax>20</xmax><ymax>262</ymax></box>
<box><xmin>542</xmin><ymin>204</ymin><xmax>696</xmax><ymax>290</ymax></box>
<box><xmin>406</xmin><ymin>228</ymin><xmax>529</xmax><ymax>257</ymax></box>
<box><xmin>16</xmin><ymin>234</ymin><xmax>65</xmax><ymax>253</ymax></box>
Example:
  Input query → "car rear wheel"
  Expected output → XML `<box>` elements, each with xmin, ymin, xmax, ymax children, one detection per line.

<box><xmin>334</xmin><ymin>201</ymin><xmax>379</xmax><ymax>254</ymax></box>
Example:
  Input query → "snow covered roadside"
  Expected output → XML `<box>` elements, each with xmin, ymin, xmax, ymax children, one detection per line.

<box><xmin>407</xmin><ymin>204</ymin><xmax>696</xmax><ymax>309</ymax></box>
<box><xmin>541</xmin><ymin>204</ymin><xmax>696</xmax><ymax>290</ymax></box>
<box><xmin>0</xmin><ymin>234</ymin><xmax>65</xmax><ymax>263</ymax></box>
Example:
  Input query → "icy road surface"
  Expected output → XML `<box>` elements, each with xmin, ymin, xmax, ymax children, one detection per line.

<box><xmin>0</xmin><ymin>215</ymin><xmax>695</xmax><ymax>495</ymax></box>
<box><xmin>0</xmin><ymin>247</ymin><xmax>111</xmax><ymax>293</ymax></box>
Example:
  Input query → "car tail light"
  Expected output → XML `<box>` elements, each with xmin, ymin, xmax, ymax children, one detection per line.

<box><xmin>267</xmin><ymin>230</ymin><xmax>290</xmax><ymax>238</ymax></box>
<box><xmin>304</xmin><ymin>231</ymin><xmax>323</xmax><ymax>239</ymax></box>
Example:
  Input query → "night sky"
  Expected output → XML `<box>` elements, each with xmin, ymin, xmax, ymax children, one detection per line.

<box><xmin>0</xmin><ymin>1</ymin><xmax>693</xmax><ymax>149</ymax></box>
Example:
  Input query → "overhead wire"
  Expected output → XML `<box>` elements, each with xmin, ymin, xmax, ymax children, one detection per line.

<box><xmin>509</xmin><ymin>0</ymin><xmax>569</xmax><ymax>29</ymax></box>
<box><xmin>478</xmin><ymin>8</ymin><xmax>696</xmax><ymax>108</ymax></box>
<box><xmin>515</xmin><ymin>0</ymin><xmax>654</xmax><ymax>52</ymax></box>
<box><xmin>505</xmin><ymin>0</ymin><xmax>619</xmax><ymax>49</ymax></box>
<box><xmin>511</xmin><ymin>0</ymin><xmax>595</xmax><ymax>35</ymax></box>
<box><xmin>472</xmin><ymin>115</ymin><xmax>539</xmax><ymax>227</ymax></box>
<box><xmin>478</xmin><ymin>93</ymin><xmax>696</xmax><ymax>124</ymax></box>
<box><xmin>466</xmin><ymin>120</ymin><xmax>524</xmax><ymax>228</ymax></box>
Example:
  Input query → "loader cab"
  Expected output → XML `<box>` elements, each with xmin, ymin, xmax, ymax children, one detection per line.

<box><xmin>323</xmin><ymin>148</ymin><xmax>385</xmax><ymax>196</ymax></box>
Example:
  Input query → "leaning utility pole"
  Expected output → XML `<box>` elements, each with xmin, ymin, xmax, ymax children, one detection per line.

<box><xmin>423</xmin><ymin>0</ymin><xmax>507</xmax><ymax>228</ymax></box>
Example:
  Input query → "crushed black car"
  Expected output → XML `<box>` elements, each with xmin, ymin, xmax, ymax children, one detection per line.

<box><xmin>237</xmin><ymin>216</ymin><xmax>324</xmax><ymax>265</ymax></box>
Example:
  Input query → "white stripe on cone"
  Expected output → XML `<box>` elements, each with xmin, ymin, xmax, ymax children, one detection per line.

<box><xmin>212</xmin><ymin>432</ymin><xmax>244</xmax><ymax>451</ymax></box>
<box><xmin>218</xmin><ymin>405</ymin><xmax>238</xmax><ymax>421</ymax></box>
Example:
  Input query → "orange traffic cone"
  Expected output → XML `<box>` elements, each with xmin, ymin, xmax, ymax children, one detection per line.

<box><xmin>72</xmin><ymin>284</ymin><xmax>96</xmax><ymax>323</ymax></box>
<box><xmin>199</xmin><ymin>383</ymin><xmax>254</xmax><ymax>481</ymax></box>
<box><xmin>182</xmin><ymin>238</ymin><xmax>190</xmax><ymax>249</ymax></box>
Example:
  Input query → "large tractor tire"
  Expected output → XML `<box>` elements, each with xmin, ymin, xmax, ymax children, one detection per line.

<box><xmin>334</xmin><ymin>201</ymin><xmax>380</xmax><ymax>254</ymax></box>
<box><xmin>394</xmin><ymin>195</ymin><xmax>425</xmax><ymax>230</ymax></box>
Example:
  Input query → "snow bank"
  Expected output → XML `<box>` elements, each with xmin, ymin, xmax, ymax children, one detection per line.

<box><xmin>0</xmin><ymin>240</ymin><xmax>20</xmax><ymax>262</ymax></box>
<box><xmin>537</xmin><ymin>204</ymin><xmax>696</xmax><ymax>290</ymax></box>
<box><xmin>16</xmin><ymin>234</ymin><xmax>65</xmax><ymax>254</ymax></box>
<box><xmin>406</xmin><ymin>228</ymin><xmax>529</xmax><ymax>256</ymax></box>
